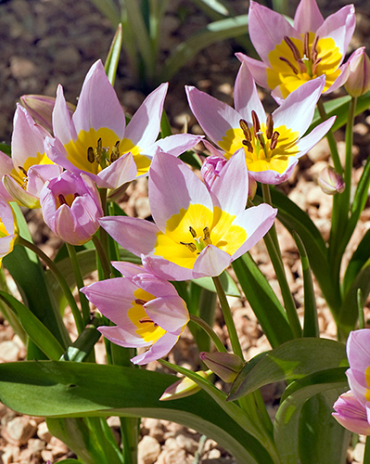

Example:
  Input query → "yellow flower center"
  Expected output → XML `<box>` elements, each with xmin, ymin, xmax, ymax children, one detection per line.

<box><xmin>64</xmin><ymin>127</ymin><xmax>151</xmax><ymax>177</ymax></box>
<box><xmin>11</xmin><ymin>151</ymin><xmax>54</xmax><ymax>190</ymax></box>
<box><xmin>219</xmin><ymin>113</ymin><xmax>299</xmax><ymax>174</ymax></box>
<box><xmin>128</xmin><ymin>288</ymin><xmax>166</xmax><ymax>344</ymax></box>
<box><xmin>266</xmin><ymin>33</ymin><xmax>342</xmax><ymax>98</ymax></box>
<box><xmin>154</xmin><ymin>203</ymin><xmax>247</xmax><ymax>269</ymax></box>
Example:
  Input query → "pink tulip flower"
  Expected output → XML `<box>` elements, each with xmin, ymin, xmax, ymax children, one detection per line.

<box><xmin>333</xmin><ymin>390</ymin><xmax>370</xmax><ymax>435</ymax></box>
<box><xmin>237</xmin><ymin>0</ymin><xmax>355</xmax><ymax>100</ymax></box>
<box><xmin>0</xmin><ymin>198</ymin><xmax>18</xmax><ymax>266</ymax></box>
<box><xmin>40</xmin><ymin>171</ymin><xmax>103</xmax><ymax>246</ymax></box>
<box><xmin>100</xmin><ymin>150</ymin><xmax>277</xmax><ymax>281</ymax></box>
<box><xmin>47</xmin><ymin>60</ymin><xmax>201</xmax><ymax>189</ymax></box>
<box><xmin>345</xmin><ymin>47</ymin><xmax>370</xmax><ymax>97</ymax></box>
<box><xmin>81</xmin><ymin>262</ymin><xmax>189</xmax><ymax>365</ymax></box>
<box><xmin>187</xmin><ymin>63</ymin><xmax>335</xmax><ymax>185</ymax></box>
<box><xmin>2</xmin><ymin>105</ymin><xmax>62</xmax><ymax>208</ymax></box>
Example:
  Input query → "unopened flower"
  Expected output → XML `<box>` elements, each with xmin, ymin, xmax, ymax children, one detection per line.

<box><xmin>0</xmin><ymin>198</ymin><xmax>18</xmax><ymax>266</ymax></box>
<box><xmin>2</xmin><ymin>105</ymin><xmax>62</xmax><ymax>209</ymax></box>
<box><xmin>187</xmin><ymin>63</ymin><xmax>335</xmax><ymax>185</ymax></box>
<box><xmin>318</xmin><ymin>166</ymin><xmax>345</xmax><ymax>195</ymax></box>
<box><xmin>82</xmin><ymin>262</ymin><xmax>189</xmax><ymax>365</ymax></box>
<box><xmin>237</xmin><ymin>0</ymin><xmax>355</xmax><ymax>99</ymax></box>
<box><xmin>199</xmin><ymin>352</ymin><xmax>243</xmax><ymax>383</ymax></box>
<box><xmin>40</xmin><ymin>171</ymin><xmax>103</xmax><ymax>246</ymax></box>
<box><xmin>333</xmin><ymin>390</ymin><xmax>370</xmax><ymax>435</ymax></box>
<box><xmin>100</xmin><ymin>151</ymin><xmax>277</xmax><ymax>281</ymax></box>
<box><xmin>160</xmin><ymin>370</ymin><xmax>212</xmax><ymax>401</ymax></box>
<box><xmin>48</xmin><ymin>60</ymin><xmax>201</xmax><ymax>189</ymax></box>
<box><xmin>201</xmin><ymin>155</ymin><xmax>227</xmax><ymax>190</ymax></box>
<box><xmin>345</xmin><ymin>47</ymin><xmax>370</xmax><ymax>97</ymax></box>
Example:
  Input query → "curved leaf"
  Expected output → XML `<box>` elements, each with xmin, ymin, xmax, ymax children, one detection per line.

<box><xmin>343</xmin><ymin>228</ymin><xmax>370</xmax><ymax>296</ymax></box>
<box><xmin>105</xmin><ymin>24</ymin><xmax>123</xmax><ymax>86</ymax></box>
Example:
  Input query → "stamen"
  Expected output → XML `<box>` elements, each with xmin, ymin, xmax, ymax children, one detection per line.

<box><xmin>18</xmin><ymin>166</ymin><xmax>28</xmax><ymax>177</ymax></box>
<box><xmin>296</xmin><ymin>59</ymin><xmax>307</xmax><ymax>74</ymax></box>
<box><xmin>312</xmin><ymin>57</ymin><xmax>322</xmax><ymax>76</ymax></box>
<box><xmin>96</xmin><ymin>138</ymin><xmax>103</xmax><ymax>163</ymax></box>
<box><xmin>311</xmin><ymin>35</ymin><xmax>319</xmax><ymax>62</ymax></box>
<box><xmin>266</xmin><ymin>114</ymin><xmax>273</xmax><ymax>140</ymax></box>
<box><xmin>270</xmin><ymin>131</ymin><xmax>280</xmax><ymax>150</ymax></box>
<box><xmin>135</xmin><ymin>298</ymin><xmax>147</xmax><ymax>305</ymax></box>
<box><xmin>189</xmin><ymin>226</ymin><xmax>197</xmax><ymax>238</ymax></box>
<box><xmin>242</xmin><ymin>140</ymin><xmax>253</xmax><ymax>153</ymax></box>
<box><xmin>180</xmin><ymin>242</ymin><xmax>197</xmax><ymax>252</ymax></box>
<box><xmin>279</xmin><ymin>57</ymin><xmax>298</xmax><ymax>74</ymax></box>
<box><xmin>239</xmin><ymin>119</ymin><xmax>252</xmax><ymax>141</ymax></box>
<box><xmin>111</xmin><ymin>141</ymin><xmax>120</xmax><ymax>163</ymax></box>
<box><xmin>58</xmin><ymin>194</ymin><xmax>67</xmax><ymax>206</ymax></box>
<box><xmin>251</xmin><ymin>110</ymin><xmax>260</xmax><ymax>136</ymax></box>
<box><xmin>284</xmin><ymin>36</ymin><xmax>301</xmax><ymax>62</ymax></box>
<box><xmin>303</xmin><ymin>32</ymin><xmax>309</xmax><ymax>59</ymax></box>
<box><xmin>203</xmin><ymin>227</ymin><xmax>211</xmax><ymax>245</ymax></box>
<box><xmin>87</xmin><ymin>147</ymin><xmax>95</xmax><ymax>163</ymax></box>
<box><xmin>139</xmin><ymin>316</ymin><xmax>157</xmax><ymax>327</ymax></box>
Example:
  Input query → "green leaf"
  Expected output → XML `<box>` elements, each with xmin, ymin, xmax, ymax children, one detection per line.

<box><xmin>88</xmin><ymin>0</ymin><xmax>120</xmax><ymax>28</ymax></box>
<box><xmin>343</xmin><ymin>228</ymin><xmax>370</xmax><ymax>296</ymax></box>
<box><xmin>0</xmin><ymin>291</ymin><xmax>64</xmax><ymax>360</ymax></box>
<box><xmin>105</xmin><ymin>24</ymin><xmax>123</xmax><ymax>86</ymax></box>
<box><xmin>190</xmin><ymin>0</ymin><xmax>229</xmax><ymax>17</ymax></box>
<box><xmin>0</xmin><ymin>361</ymin><xmax>274</xmax><ymax>464</ymax></box>
<box><xmin>194</xmin><ymin>270</ymin><xmax>240</xmax><ymax>297</ymax></box>
<box><xmin>232</xmin><ymin>253</ymin><xmax>293</xmax><ymax>348</ymax></box>
<box><xmin>228</xmin><ymin>338</ymin><xmax>347</xmax><ymax>401</ymax></box>
<box><xmin>0</xmin><ymin>142</ymin><xmax>11</xmax><ymax>156</ymax></box>
<box><xmin>159</xmin><ymin>15</ymin><xmax>249</xmax><ymax>82</ymax></box>
<box><xmin>52</xmin><ymin>460</ymin><xmax>84</xmax><ymax>464</ymax></box>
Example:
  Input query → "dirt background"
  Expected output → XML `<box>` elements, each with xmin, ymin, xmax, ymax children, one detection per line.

<box><xmin>1</xmin><ymin>0</ymin><xmax>370</xmax><ymax>463</ymax></box>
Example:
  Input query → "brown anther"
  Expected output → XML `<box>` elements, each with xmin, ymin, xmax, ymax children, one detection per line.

<box><xmin>284</xmin><ymin>36</ymin><xmax>301</xmax><ymax>62</ymax></box>
<box><xmin>303</xmin><ymin>32</ymin><xmax>309</xmax><ymax>59</ymax></box>
<box><xmin>87</xmin><ymin>147</ymin><xmax>95</xmax><ymax>163</ymax></box>
<box><xmin>279</xmin><ymin>57</ymin><xmax>298</xmax><ymax>74</ymax></box>
<box><xmin>257</xmin><ymin>133</ymin><xmax>265</xmax><ymax>149</ymax></box>
<box><xmin>189</xmin><ymin>226</ymin><xmax>197</xmax><ymax>238</ymax></box>
<box><xmin>111</xmin><ymin>141</ymin><xmax>120</xmax><ymax>163</ymax></box>
<box><xmin>18</xmin><ymin>166</ymin><xmax>28</xmax><ymax>177</ymax></box>
<box><xmin>58</xmin><ymin>194</ymin><xmax>67</xmax><ymax>206</ymax></box>
<box><xmin>242</xmin><ymin>140</ymin><xmax>254</xmax><ymax>153</ymax></box>
<box><xmin>139</xmin><ymin>316</ymin><xmax>155</xmax><ymax>325</ymax></box>
<box><xmin>135</xmin><ymin>298</ymin><xmax>147</xmax><ymax>305</ymax></box>
<box><xmin>266</xmin><ymin>114</ymin><xmax>274</xmax><ymax>140</ymax></box>
<box><xmin>239</xmin><ymin>119</ymin><xmax>252</xmax><ymax>141</ymax></box>
<box><xmin>251</xmin><ymin>110</ymin><xmax>260</xmax><ymax>136</ymax></box>
<box><xmin>180</xmin><ymin>242</ymin><xmax>197</xmax><ymax>253</ymax></box>
<box><xmin>270</xmin><ymin>131</ymin><xmax>280</xmax><ymax>150</ymax></box>
<box><xmin>312</xmin><ymin>57</ymin><xmax>322</xmax><ymax>76</ymax></box>
<box><xmin>311</xmin><ymin>35</ymin><xmax>319</xmax><ymax>62</ymax></box>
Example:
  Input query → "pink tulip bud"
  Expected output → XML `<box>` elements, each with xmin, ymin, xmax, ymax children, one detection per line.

<box><xmin>40</xmin><ymin>171</ymin><xmax>103</xmax><ymax>245</ymax></box>
<box><xmin>159</xmin><ymin>370</ymin><xmax>213</xmax><ymax>401</ymax></box>
<box><xmin>333</xmin><ymin>390</ymin><xmax>370</xmax><ymax>435</ymax></box>
<box><xmin>248</xmin><ymin>176</ymin><xmax>257</xmax><ymax>201</ymax></box>
<box><xmin>317</xmin><ymin>166</ymin><xmax>345</xmax><ymax>195</ymax></box>
<box><xmin>199</xmin><ymin>351</ymin><xmax>243</xmax><ymax>383</ymax></box>
<box><xmin>345</xmin><ymin>47</ymin><xmax>370</xmax><ymax>97</ymax></box>
<box><xmin>20</xmin><ymin>95</ymin><xmax>75</xmax><ymax>133</ymax></box>
<box><xmin>201</xmin><ymin>155</ymin><xmax>227</xmax><ymax>190</ymax></box>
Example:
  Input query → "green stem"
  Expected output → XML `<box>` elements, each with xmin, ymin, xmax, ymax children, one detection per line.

<box><xmin>66</xmin><ymin>243</ymin><xmax>90</xmax><ymax>325</ymax></box>
<box><xmin>261</xmin><ymin>184</ymin><xmax>280</xmax><ymax>258</ymax></box>
<box><xmin>18</xmin><ymin>236</ymin><xmax>84</xmax><ymax>334</ymax></box>
<box><xmin>364</xmin><ymin>436</ymin><xmax>370</xmax><ymax>464</ymax></box>
<box><xmin>317</xmin><ymin>98</ymin><xmax>342</xmax><ymax>174</ymax></box>
<box><xmin>342</xmin><ymin>96</ymin><xmax>357</xmax><ymax>217</ymax></box>
<box><xmin>92</xmin><ymin>235</ymin><xmax>112</xmax><ymax>280</ymax></box>
<box><xmin>212</xmin><ymin>276</ymin><xmax>244</xmax><ymax>360</ymax></box>
<box><xmin>190</xmin><ymin>314</ymin><xmax>227</xmax><ymax>353</ymax></box>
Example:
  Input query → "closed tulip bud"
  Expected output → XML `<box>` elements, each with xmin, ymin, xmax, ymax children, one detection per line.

<box><xmin>159</xmin><ymin>370</ymin><xmax>213</xmax><ymax>401</ymax></box>
<box><xmin>345</xmin><ymin>47</ymin><xmax>370</xmax><ymax>97</ymax></box>
<box><xmin>199</xmin><ymin>352</ymin><xmax>243</xmax><ymax>383</ymax></box>
<box><xmin>201</xmin><ymin>155</ymin><xmax>227</xmax><ymax>190</ymax></box>
<box><xmin>333</xmin><ymin>390</ymin><xmax>370</xmax><ymax>435</ymax></box>
<box><xmin>248</xmin><ymin>176</ymin><xmax>257</xmax><ymax>201</ymax></box>
<box><xmin>318</xmin><ymin>166</ymin><xmax>345</xmax><ymax>195</ymax></box>
<box><xmin>40</xmin><ymin>171</ymin><xmax>103</xmax><ymax>245</ymax></box>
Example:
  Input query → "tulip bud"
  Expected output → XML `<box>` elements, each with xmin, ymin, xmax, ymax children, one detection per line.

<box><xmin>333</xmin><ymin>390</ymin><xmax>370</xmax><ymax>435</ymax></box>
<box><xmin>201</xmin><ymin>155</ymin><xmax>227</xmax><ymax>190</ymax></box>
<box><xmin>159</xmin><ymin>370</ymin><xmax>213</xmax><ymax>401</ymax></box>
<box><xmin>40</xmin><ymin>172</ymin><xmax>103</xmax><ymax>245</ymax></box>
<box><xmin>20</xmin><ymin>95</ymin><xmax>75</xmax><ymax>133</ymax></box>
<box><xmin>248</xmin><ymin>175</ymin><xmax>257</xmax><ymax>202</ymax></box>
<box><xmin>345</xmin><ymin>47</ymin><xmax>370</xmax><ymax>97</ymax></box>
<box><xmin>199</xmin><ymin>352</ymin><xmax>243</xmax><ymax>383</ymax></box>
<box><xmin>317</xmin><ymin>166</ymin><xmax>345</xmax><ymax>195</ymax></box>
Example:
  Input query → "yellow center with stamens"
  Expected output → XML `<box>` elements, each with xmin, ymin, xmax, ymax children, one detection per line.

<box><xmin>219</xmin><ymin>124</ymin><xmax>299</xmax><ymax>174</ymax></box>
<box><xmin>154</xmin><ymin>204</ymin><xmax>247</xmax><ymax>269</ymax></box>
<box><xmin>128</xmin><ymin>288</ymin><xmax>166</xmax><ymax>344</ymax></box>
<box><xmin>266</xmin><ymin>34</ymin><xmax>342</xmax><ymax>98</ymax></box>
<box><xmin>10</xmin><ymin>151</ymin><xmax>54</xmax><ymax>189</ymax></box>
<box><xmin>64</xmin><ymin>127</ymin><xmax>151</xmax><ymax>176</ymax></box>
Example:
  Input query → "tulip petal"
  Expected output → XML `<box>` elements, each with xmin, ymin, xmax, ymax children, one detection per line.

<box><xmin>146</xmin><ymin>134</ymin><xmax>203</xmax><ymax>159</ymax></box>
<box><xmin>234</xmin><ymin>63</ymin><xmax>266</xmax><ymax>124</ymax></box>
<box><xmin>131</xmin><ymin>332</ymin><xmax>179</xmax><ymax>365</ymax></box>
<box><xmin>97</xmin><ymin>152</ymin><xmax>137</xmax><ymax>189</ymax></box>
<box><xmin>297</xmin><ymin>117</ymin><xmax>335</xmax><ymax>156</ymax></box>
<box><xmin>347</xmin><ymin>330</ymin><xmax>370</xmax><ymax>376</ymax></box>
<box><xmin>111</xmin><ymin>262</ymin><xmax>146</xmax><ymax>278</ymax></box>
<box><xmin>235</xmin><ymin>53</ymin><xmax>269</xmax><ymax>89</ymax></box>
<box><xmin>142</xmin><ymin>254</ymin><xmax>194</xmax><ymax>281</ymax></box>
<box><xmin>27</xmin><ymin>164</ymin><xmax>63</xmax><ymax>197</ymax></box>
<box><xmin>132</xmin><ymin>272</ymin><xmax>179</xmax><ymax>298</ymax></box>
<box><xmin>192</xmin><ymin>245</ymin><xmax>232</xmax><ymax>279</ymax></box>
<box><xmin>53</xmin><ymin>86</ymin><xmax>78</xmax><ymax>145</ymax></box>
<box><xmin>333</xmin><ymin>391</ymin><xmax>370</xmax><ymax>435</ymax></box>
<box><xmin>294</xmin><ymin>0</ymin><xmax>324</xmax><ymax>34</ymax></box>
<box><xmin>145</xmin><ymin>296</ymin><xmax>189</xmax><ymax>333</ymax></box>
<box><xmin>99</xmin><ymin>325</ymin><xmax>150</xmax><ymax>349</ymax></box>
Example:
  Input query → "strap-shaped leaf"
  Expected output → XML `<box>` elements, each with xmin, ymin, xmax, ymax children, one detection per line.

<box><xmin>228</xmin><ymin>338</ymin><xmax>347</xmax><ymax>401</ymax></box>
<box><xmin>343</xmin><ymin>228</ymin><xmax>370</xmax><ymax>296</ymax></box>
<box><xmin>105</xmin><ymin>24</ymin><xmax>123</xmax><ymax>86</ymax></box>
<box><xmin>0</xmin><ymin>361</ymin><xmax>274</xmax><ymax>464</ymax></box>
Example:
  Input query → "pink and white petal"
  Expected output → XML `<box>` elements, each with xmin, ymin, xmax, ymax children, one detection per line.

<box><xmin>3</xmin><ymin>175</ymin><xmax>40</xmax><ymax>209</ymax></box>
<box><xmin>131</xmin><ymin>332</ymin><xmax>179</xmax><ymax>365</ymax></box>
<box><xmin>316</xmin><ymin>5</ymin><xmax>355</xmax><ymax>58</ymax></box>
<box><xmin>248</xmin><ymin>1</ymin><xmax>300</xmax><ymax>63</ymax></box>
<box><xmin>53</xmin><ymin>205</ymin><xmax>79</xmax><ymax>244</ymax></box>
<box><xmin>234</xmin><ymin>63</ymin><xmax>266</xmax><ymax>124</ymax></box>
<box><xmin>132</xmin><ymin>273</ymin><xmax>179</xmax><ymax>298</ymax></box>
<box><xmin>333</xmin><ymin>391</ymin><xmax>370</xmax><ymax>435</ymax></box>
<box><xmin>99</xmin><ymin>216</ymin><xmax>159</xmax><ymax>256</ymax></box>
<box><xmin>99</xmin><ymin>325</ymin><xmax>150</xmax><ymax>349</ymax></box>
<box><xmin>0</xmin><ymin>198</ymin><xmax>15</xmax><ymax>234</ymax></box>
<box><xmin>145</xmin><ymin>296</ymin><xmax>189</xmax><ymax>333</ymax></box>
<box><xmin>124</xmin><ymin>83</ymin><xmax>168</xmax><ymax>150</ymax></box>
<box><xmin>146</xmin><ymin>134</ymin><xmax>204</xmax><ymax>159</ymax></box>
<box><xmin>347</xmin><ymin>330</ymin><xmax>370</xmax><ymax>373</ymax></box>
<box><xmin>293</xmin><ymin>0</ymin><xmax>324</xmax><ymax>34</ymax></box>
<box><xmin>272</xmin><ymin>76</ymin><xmax>325</xmax><ymax>136</ymax></box>
<box><xmin>203</xmin><ymin>140</ymin><xmax>225</xmax><ymax>157</ymax></box>
<box><xmin>142</xmin><ymin>254</ymin><xmax>194</xmax><ymax>281</ymax></box>
<box><xmin>192</xmin><ymin>245</ymin><xmax>232</xmax><ymax>279</ymax></box>
<box><xmin>0</xmin><ymin>151</ymin><xmax>15</xmax><ymax>177</ymax></box>
<box><xmin>111</xmin><ymin>261</ymin><xmax>144</xmax><ymax>278</ymax></box>
<box><xmin>0</xmin><ymin>235</ymin><xmax>16</xmax><ymax>258</ymax></box>
<box><xmin>235</xmin><ymin>53</ymin><xmax>269</xmax><ymax>89</ymax></box>
<box><xmin>97</xmin><ymin>152</ymin><xmax>137</xmax><ymax>189</ymax></box>
<box><xmin>297</xmin><ymin>117</ymin><xmax>335</xmax><ymax>156</ymax></box>
<box><xmin>149</xmin><ymin>152</ymin><xmax>212</xmax><ymax>233</ymax></box>
<box><xmin>346</xmin><ymin>369</ymin><xmax>368</xmax><ymax>407</ymax></box>
<box><xmin>72</xmin><ymin>60</ymin><xmax>126</xmax><ymax>138</ymax></box>
<box><xmin>247</xmin><ymin>162</ymin><xmax>298</xmax><ymax>185</ymax></box>
<box><xmin>324</xmin><ymin>63</ymin><xmax>350</xmax><ymax>94</ymax></box>
<box><xmin>27</xmin><ymin>164</ymin><xmax>63</xmax><ymax>197</ymax></box>
<box><xmin>186</xmin><ymin>86</ymin><xmax>242</xmax><ymax>145</ymax></box>
<box><xmin>230</xmin><ymin>204</ymin><xmax>277</xmax><ymax>260</ymax></box>
<box><xmin>52</xmin><ymin>86</ymin><xmax>78</xmax><ymax>145</ymax></box>
<box><xmin>210</xmin><ymin>149</ymin><xmax>248</xmax><ymax>215</ymax></box>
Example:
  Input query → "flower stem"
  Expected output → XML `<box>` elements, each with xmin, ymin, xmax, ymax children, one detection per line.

<box><xmin>342</xmin><ymin>96</ymin><xmax>357</xmax><ymax>216</ymax></box>
<box><xmin>212</xmin><ymin>276</ymin><xmax>244</xmax><ymax>360</ymax></box>
<box><xmin>190</xmin><ymin>314</ymin><xmax>227</xmax><ymax>353</ymax></box>
<box><xmin>317</xmin><ymin>98</ymin><xmax>342</xmax><ymax>174</ymax></box>
<box><xmin>18</xmin><ymin>236</ymin><xmax>84</xmax><ymax>334</ymax></box>
<box><xmin>92</xmin><ymin>235</ymin><xmax>112</xmax><ymax>280</ymax></box>
<box><xmin>66</xmin><ymin>243</ymin><xmax>91</xmax><ymax>326</ymax></box>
